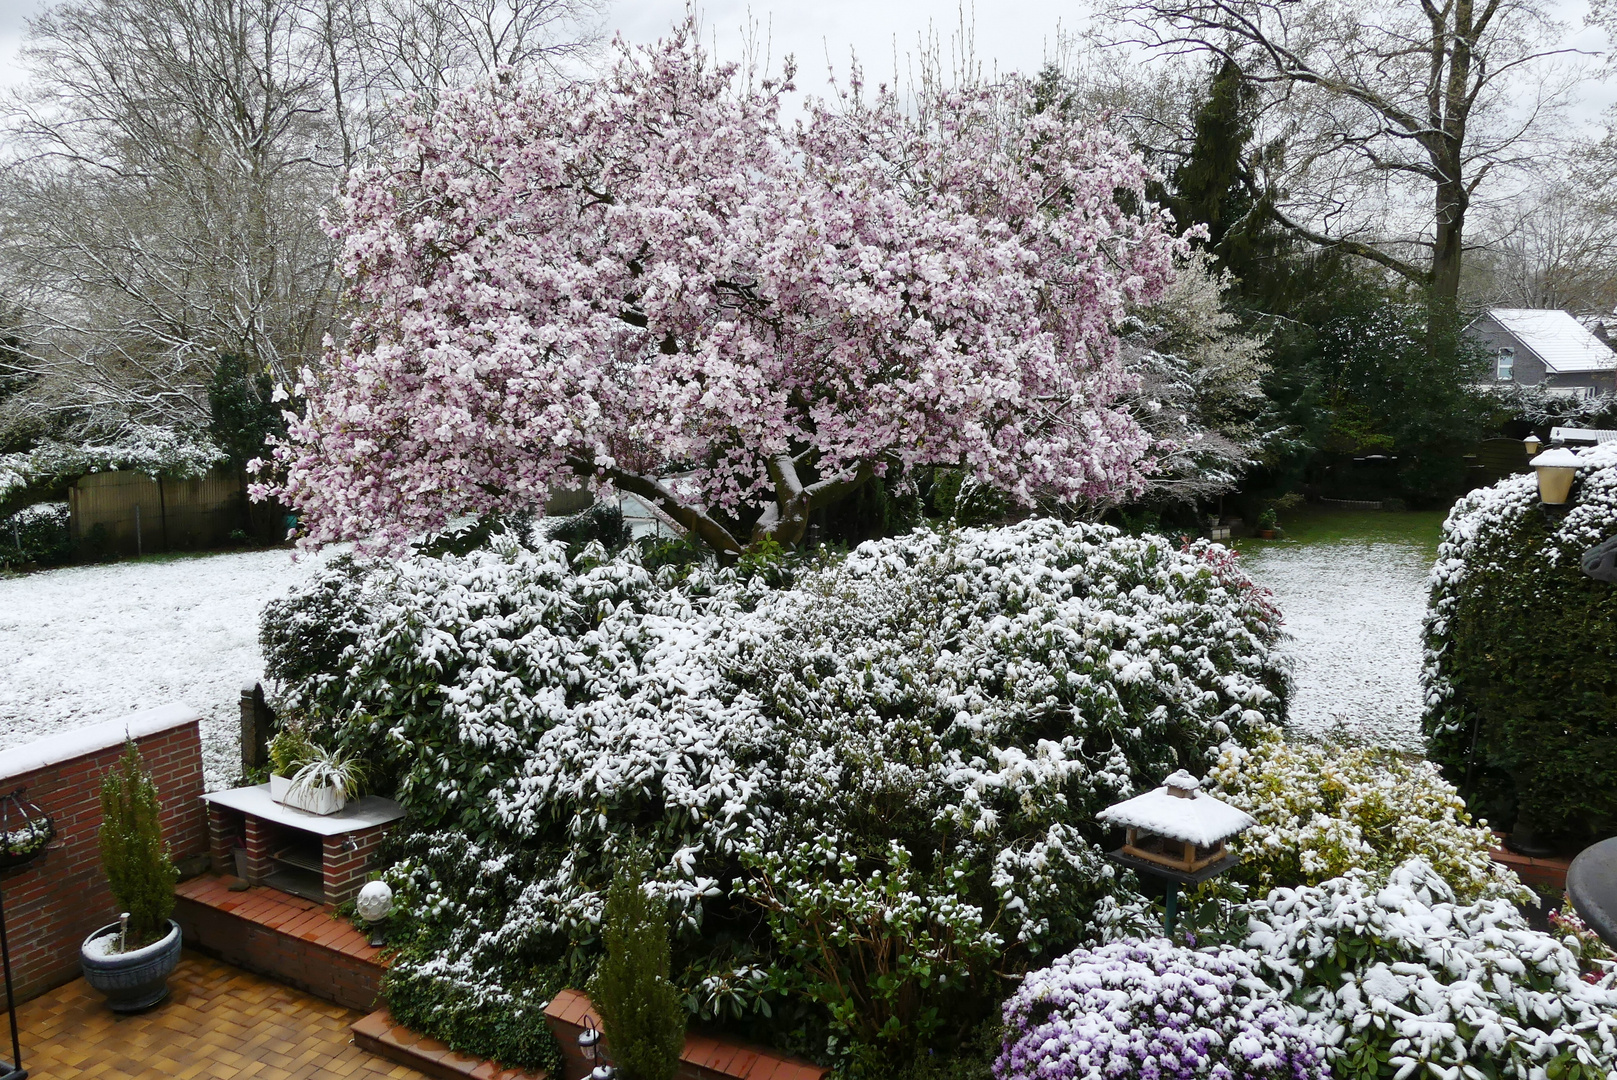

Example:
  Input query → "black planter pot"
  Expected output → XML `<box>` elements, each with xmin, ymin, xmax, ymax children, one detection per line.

<box><xmin>79</xmin><ymin>920</ymin><xmax>181</xmax><ymax>1012</ymax></box>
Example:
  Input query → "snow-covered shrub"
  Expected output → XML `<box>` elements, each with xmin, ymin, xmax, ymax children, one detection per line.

<box><xmin>266</xmin><ymin>520</ymin><xmax>1287</xmax><ymax>1068</ymax></box>
<box><xmin>1246</xmin><ymin>858</ymin><xmax>1617</xmax><ymax>1080</ymax></box>
<box><xmin>1208</xmin><ymin>731</ymin><xmax>1525</xmax><ymax>903</ymax></box>
<box><xmin>0</xmin><ymin>424</ymin><xmax>227</xmax><ymax>518</ymax></box>
<box><xmin>996</xmin><ymin>939</ymin><xmax>1327</xmax><ymax>1080</ymax></box>
<box><xmin>1423</xmin><ymin>442</ymin><xmax>1617</xmax><ymax>845</ymax></box>
<box><xmin>0</xmin><ymin>501</ymin><xmax>71</xmax><ymax>568</ymax></box>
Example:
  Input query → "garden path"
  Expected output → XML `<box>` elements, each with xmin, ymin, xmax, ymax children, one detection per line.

<box><xmin>1236</xmin><ymin>508</ymin><xmax>1445</xmax><ymax>752</ymax></box>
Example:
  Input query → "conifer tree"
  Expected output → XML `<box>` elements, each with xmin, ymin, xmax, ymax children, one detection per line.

<box><xmin>592</xmin><ymin>851</ymin><xmax>684</xmax><ymax>1080</ymax></box>
<box><xmin>98</xmin><ymin>741</ymin><xmax>178</xmax><ymax>948</ymax></box>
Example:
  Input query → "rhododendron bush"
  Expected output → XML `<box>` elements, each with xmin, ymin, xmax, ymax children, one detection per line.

<box><xmin>996</xmin><ymin>939</ymin><xmax>1327</xmax><ymax>1080</ymax></box>
<box><xmin>1246</xmin><ymin>859</ymin><xmax>1617</xmax><ymax>1080</ymax></box>
<box><xmin>260</xmin><ymin>22</ymin><xmax>1185</xmax><ymax>555</ymax></box>
<box><xmin>260</xmin><ymin>520</ymin><xmax>1286</xmax><ymax>1068</ymax></box>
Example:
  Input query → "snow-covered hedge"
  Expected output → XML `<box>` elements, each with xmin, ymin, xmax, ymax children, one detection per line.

<box><xmin>264</xmin><ymin>520</ymin><xmax>1288</xmax><ymax>1068</ymax></box>
<box><xmin>1208</xmin><ymin>732</ymin><xmax>1525</xmax><ymax>904</ymax></box>
<box><xmin>0</xmin><ymin>425</ymin><xmax>227</xmax><ymax>517</ymax></box>
<box><xmin>1248</xmin><ymin>859</ymin><xmax>1617</xmax><ymax>1080</ymax></box>
<box><xmin>1</xmin><ymin>501</ymin><xmax>71</xmax><ymax>569</ymax></box>
<box><xmin>1423</xmin><ymin>442</ymin><xmax>1617</xmax><ymax>845</ymax></box>
<box><xmin>996</xmin><ymin>938</ymin><xmax>1326</xmax><ymax>1080</ymax></box>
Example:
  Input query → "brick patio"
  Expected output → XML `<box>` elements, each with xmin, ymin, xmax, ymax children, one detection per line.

<box><xmin>12</xmin><ymin>949</ymin><xmax>425</xmax><ymax>1080</ymax></box>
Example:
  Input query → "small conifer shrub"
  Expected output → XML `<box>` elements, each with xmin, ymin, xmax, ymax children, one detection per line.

<box><xmin>592</xmin><ymin>851</ymin><xmax>685</xmax><ymax>1080</ymax></box>
<box><xmin>98</xmin><ymin>741</ymin><xmax>178</xmax><ymax>948</ymax></box>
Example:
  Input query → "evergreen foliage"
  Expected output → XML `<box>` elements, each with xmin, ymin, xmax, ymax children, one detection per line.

<box><xmin>593</xmin><ymin>850</ymin><xmax>686</xmax><ymax>1080</ymax></box>
<box><xmin>1424</xmin><ymin>452</ymin><xmax>1617</xmax><ymax>845</ymax></box>
<box><xmin>0</xmin><ymin>501</ymin><xmax>72</xmax><ymax>568</ymax></box>
<box><xmin>97</xmin><ymin>740</ymin><xmax>178</xmax><ymax>948</ymax></box>
<box><xmin>208</xmin><ymin>353</ymin><xmax>286</xmax><ymax>471</ymax></box>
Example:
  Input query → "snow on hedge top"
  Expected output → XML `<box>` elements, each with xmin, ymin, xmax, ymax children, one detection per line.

<box><xmin>0</xmin><ymin>424</ymin><xmax>226</xmax><ymax>505</ymax></box>
<box><xmin>1097</xmin><ymin>775</ymin><xmax>1255</xmax><ymax>846</ymax></box>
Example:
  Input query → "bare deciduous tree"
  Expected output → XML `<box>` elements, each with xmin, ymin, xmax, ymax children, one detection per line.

<box><xmin>0</xmin><ymin>0</ymin><xmax>602</xmax><ymax>428</ymax></box>
<box><xmin>1104</xmin><ymin>0</ymin><xmax>1582</xmax><ymax>352</ymax></box>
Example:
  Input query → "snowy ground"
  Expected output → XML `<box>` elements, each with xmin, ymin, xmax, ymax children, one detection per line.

<box><xmin>0</xmin><ymin>549</ymin><xmax>331</xmax><ymax>790</ymax></box>
<box><xmin>1240</xmin><ymin>538</ymin><xmax>1433</xmax><ymax>752</ymax></box>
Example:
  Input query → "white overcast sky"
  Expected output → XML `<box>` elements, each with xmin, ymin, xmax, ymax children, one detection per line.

<box><xmin>0</xmin><ymin>0</ymin><xmax>1612</xmax><ymax>126</ymax></box>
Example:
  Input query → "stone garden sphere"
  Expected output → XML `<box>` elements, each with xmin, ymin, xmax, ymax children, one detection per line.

<box><xmin>356</xmin><ymin>880</ymin><xmax>394</xmax><ymax>922</ymax></box>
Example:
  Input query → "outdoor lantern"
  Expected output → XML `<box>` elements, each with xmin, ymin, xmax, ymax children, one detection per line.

<box><xmin>0</xmin><ymin>789</ymin><xmax>53</xmax><ymax>1080</ymax></box>
<box><xmin>355</xmin><ymin>880</ymin><xmax>394</xmax><ymax>948</ymax></box>
<box><xmin>1524</xmin><ymin>434</ymin><xmax>1541</xmax><ymax>456</ymax></box>
<box><xmin>1097</xmin><ymin>771</ymin><xmax>1254</xmax><ymax>937</ymax></box>
<box><xmin>578</xmin><ymin>1017</ymin><xmax>616</xmax><ymax>1080</ymax></box>
<box><xmin>1530</xmin><ymin>447</ymin><xmax>1582</xmax><ymax>505</ymax></box>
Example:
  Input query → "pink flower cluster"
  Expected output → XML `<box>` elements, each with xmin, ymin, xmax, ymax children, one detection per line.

<box><xmin>263</xmin><ymin>20</ymin><xmax>1184</xmax><ymax>552</ymax></box>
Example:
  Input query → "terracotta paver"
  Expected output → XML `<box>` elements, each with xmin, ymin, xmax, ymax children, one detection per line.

<box><xmin>13</xmin><ymin>950</ymin><xmax>424</xmax><ymax>1080</ymax></box>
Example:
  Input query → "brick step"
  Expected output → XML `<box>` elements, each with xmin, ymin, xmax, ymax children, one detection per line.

<box><xmin>174</xmin><ymin>872</ymin><xmax>387</xmax><ymax>1011</ymax></box>
<box><xmin>352</xmin><ymin>1008</ymin><xmax>546</xmax><ymax>1080</ymax></box>
<box><xmin>1490</xmin><ymin>834</ymin><xmax>1574</xmax><ymax>892</ymax></box>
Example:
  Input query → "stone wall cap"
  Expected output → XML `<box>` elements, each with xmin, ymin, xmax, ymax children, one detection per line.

<box><xmin>202</xmin><ymin>783</ymin><xmax>405</xmax><ymax>836</ymax></box>
<box><xmin>0</xmin><ymin>702</ymin><xmax>201</xmax><ymax>783</ymax></box>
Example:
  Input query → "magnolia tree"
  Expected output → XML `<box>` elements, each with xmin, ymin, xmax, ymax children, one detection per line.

<box><xmin>262</xmin><ymin>23</ymin><xmax>1185</xmax><ymax>554</ymax></box>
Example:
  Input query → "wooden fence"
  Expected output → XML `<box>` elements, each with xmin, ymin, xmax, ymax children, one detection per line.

<box><xmin>68</xmin><ymin>469</ymin><xmax>247</xmax><ymax>556</ymax></box>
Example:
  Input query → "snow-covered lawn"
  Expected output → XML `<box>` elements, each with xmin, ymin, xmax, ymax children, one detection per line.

<box><xmin>0</xmin><ymin>548</ymin><xmax>330</xmax><ymax>790</ymax></box>
<box><xmin>1240</xmin><ymin>534</ymin><xmax>1431</xmax><ymax>752</ymax></box>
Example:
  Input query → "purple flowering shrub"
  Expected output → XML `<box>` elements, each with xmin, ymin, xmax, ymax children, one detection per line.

<box><xmin>996</xmin><ymin>939</ymin><xmax>1327</xmax><ymax>1080</ymax></box>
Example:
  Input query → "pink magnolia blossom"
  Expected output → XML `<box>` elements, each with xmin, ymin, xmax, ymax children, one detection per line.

<box><xmin>261</xmin><ymin>20</ymin><xmax>1185</xmax><ymax>553</ymax></box>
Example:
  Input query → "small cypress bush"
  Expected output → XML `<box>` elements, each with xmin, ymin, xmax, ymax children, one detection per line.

<box><xmin>98</xmin><ymin>741</ymin><xmax>178</xmax><ymax>948</ymax></box>
<box><xmin>592</xmin><ymin>851</ymin><xmax>685</xmax><ymax>1080</ymax></box>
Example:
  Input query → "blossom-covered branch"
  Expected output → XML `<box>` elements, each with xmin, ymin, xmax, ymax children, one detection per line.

<box><xmin>260</xmin><ymin>19</ymin><xmax>1185</xmax><ymax>552</ymax></box>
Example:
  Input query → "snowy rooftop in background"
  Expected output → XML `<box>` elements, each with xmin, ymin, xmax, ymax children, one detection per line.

<box><xmin>1487</xmin><ymin>309</ymin><xmax>1617</xmax><ymax>374</ymax></box>
<box><xmin>1097</xmin><ymin>777</ymin><xmax>1255</xmax><ymax>847</ymax></box>
<box><xmin>1551</xmin><ymin>427</ymin><xmax>1617</xmax><ymax>445</ymax></box>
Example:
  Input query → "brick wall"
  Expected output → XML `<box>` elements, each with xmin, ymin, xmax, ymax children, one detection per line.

<box><xmin>0</xmin><ymin>705</ymin><xmax>208</xmax><ymax>1002</ymax></box>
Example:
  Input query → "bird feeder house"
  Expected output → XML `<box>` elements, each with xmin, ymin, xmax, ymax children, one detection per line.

<box><xmin>1098</xmin><ymin>771</ymin><xmax>1254</xmax><ymax>878</ymax></box>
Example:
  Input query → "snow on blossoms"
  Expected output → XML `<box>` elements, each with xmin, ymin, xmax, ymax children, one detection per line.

<box><xmin>262</xmin><ymin>20</ymin><xmax>1187</xmax><ymax>554</ymax></box>
<box><xmin>996</xmin><ymin>939</ymin><xmax>1327</xmax><ymax>1080</ymax></box>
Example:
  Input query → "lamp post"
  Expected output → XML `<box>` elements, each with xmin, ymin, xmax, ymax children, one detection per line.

<box><xmin>355</xmin><ymin>881</ymin><xmax>394</xmax><ymax>948</ymax></box>
<box><xmin>1523</xmin><ymin>434</ymin><xmax>1541</xmax><ymax>456</ymax></box>
<box><xmin>1529</xmin><ymin>448</ymin><xmax>1581</xmax><ymax>506</ymax></box>
<box><xmin>0</xmin><ymin>790</ymin><xmax>54</xmax><ymax>1080</ymax></box>
<box><xmin>578</xmin><ymin>1017</ymin><xmax>616</xmax><ymax>1080</ymax></box>
<box><xmin>1097</xmin><ymin>772</ymin><xmax>1253</xmax><ymax>939</ymax></box>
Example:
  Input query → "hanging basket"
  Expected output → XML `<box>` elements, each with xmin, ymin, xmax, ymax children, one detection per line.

<box><xmin>0</xmin><ymin>789</ymin><xmax>54</xmax><ymax>869</ymax></box>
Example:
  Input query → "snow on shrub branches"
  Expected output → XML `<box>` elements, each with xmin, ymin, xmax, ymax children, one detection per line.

<box><xmin>1208</xmin><ymin>732</ymin><xmax>1526</xmax><ymax>904</ymax></box>
<box><xmin>996</xmin><ymin>939</ymin><xmax>1327</xmax><ymax>1080</ymax></box>
<box><xmin>262</xmin><ymin>20</ymin><xmax>1186</xmax><ymax>555</ymax></box>
<box><xmin>262</xmin><ymin>520</ymin><xmax>1286</xmax><ymax>1061</ymax></box>
<box><xmin>1246</xmin><ymin>858</ymin><xmax>1617</xmax><ymax>1080</ymax></box>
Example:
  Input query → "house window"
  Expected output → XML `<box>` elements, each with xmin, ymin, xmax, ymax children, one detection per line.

<box><xmin>1496</xmin><ymin>347</ymin><xmax>1514</xmax><ymax>381</ymax></box>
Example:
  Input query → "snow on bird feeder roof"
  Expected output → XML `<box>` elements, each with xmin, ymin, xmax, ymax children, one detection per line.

<box><xmin>1097</xmin><ymin>770</ymin><xmax>1255</xmax><ymax>850</ymax></box>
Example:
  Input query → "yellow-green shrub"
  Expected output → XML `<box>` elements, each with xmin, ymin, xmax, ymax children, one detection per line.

<box><xmin>1208</xmin><ymin>730</ymin><xmax>1526</xmax><ymax>903</ymax></box>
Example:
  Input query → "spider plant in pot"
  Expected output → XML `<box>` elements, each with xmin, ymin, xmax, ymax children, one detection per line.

<box><xmin>282</xmin><ymin>746</ymin><xmax>365</xmax><ymax>816</ymax></box>
<box><xmin>267</xmin><ymin>726</ymin><xmax>315</xmax><ymax>805</ymax></box>
<box><xmin>80</xmin><ymin>742</ymin><xmax>181</xmax><ymax>1012</ymax></box>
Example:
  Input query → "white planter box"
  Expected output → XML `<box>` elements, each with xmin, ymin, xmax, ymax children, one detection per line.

<box><xmin>269</xmin><ymin>773</ymin><xmax>346</xmax><ymax>816</ymax></box>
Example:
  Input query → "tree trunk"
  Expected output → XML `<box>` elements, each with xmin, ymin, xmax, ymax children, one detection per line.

<box><xmin>1429</xmin><ymin>181</ymin><xmax>1466</xmax><ymax>361</ymax></box>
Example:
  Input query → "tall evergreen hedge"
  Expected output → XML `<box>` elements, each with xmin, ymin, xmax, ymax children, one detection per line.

<box><xmin>1423</xmin><ymin>452</ymin><xmax>1617</xmax><ymax>847</ymax></box>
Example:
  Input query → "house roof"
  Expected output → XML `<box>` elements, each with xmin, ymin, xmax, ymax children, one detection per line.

<box><xmin>1551</xmin><ymin>427</ymin><xmax>1617</xmax><ymax>444</ymax></box>
<box><xmin>1486</xmin><ymin>309</ymin><xmax>1617</xmax><ymax>374</ymax></box>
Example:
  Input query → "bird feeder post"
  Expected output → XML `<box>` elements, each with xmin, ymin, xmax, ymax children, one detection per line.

<box><xmin>1098</xmin><ymin>771</ymin><xmax>1254</xmax><ymax>943</ymax></box>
